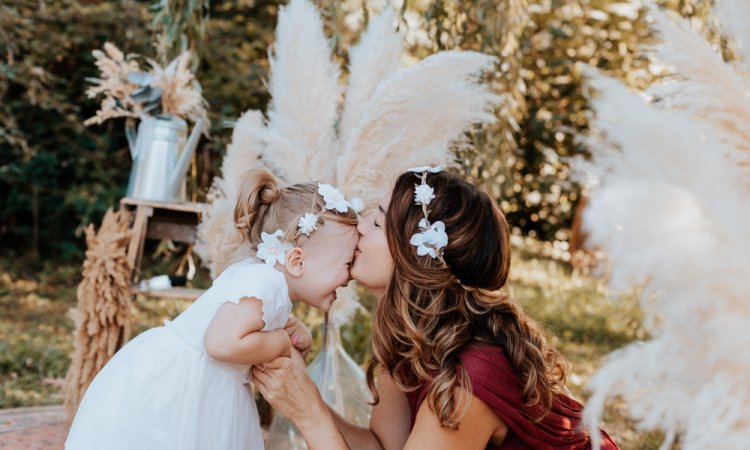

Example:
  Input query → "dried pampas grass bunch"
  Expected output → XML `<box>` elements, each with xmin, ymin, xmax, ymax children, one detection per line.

<box><xmin>148</xmin><ymin>52</ymin><xmax>209</xmax><ymax>129</ymax></box>
<box><xmin>196</xmin><ymin>0</ymin><xmax>500</xmax><ymax>326</ymax></box>
<box><xmin>84</xmin><ymin>43</ymin><xmax>143</xmax><ymax>125</ymax></box>
<box><xmin>63</xmin><ymin>208</ymin><xmax>134</xmax><ymax>420</ymax></box>
<box><xmin>580</xmin><ymin>3</ymin><xmax>750</xmax><ymax>448</ymax></box>
<box><xmin>84</xmin><ymin>42</ymin><xmax>208</xmax><ymax>130</ymax></box>
<box><xmin>196</xmin><ymin>0</ymin><xmax>500</xmax><ymax>279</ymax></box>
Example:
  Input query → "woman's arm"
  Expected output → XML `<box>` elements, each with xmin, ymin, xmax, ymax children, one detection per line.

<box><xmin>403</xmin><ymin>390</ymin><xmax>506</xmax><ymax>450</ymax></box>
<box><xmin>253</xmin><ymin>353</ymin><xmax>411</xmax><ymax>450</ymax></box>
<box><xmin>325</xmin><ymin>407</ymin><xmax>383</xmax><ymax>450</ymax></box>
<box><xmin>204</xmin><ymin>296</ymin><xmax>291</xmax><ymax>365</ymax></box>
<box><xmin>252</xmin><ymin>351</ymin><xmax>349</xmax><ymax>450</ymax></box>
<box><xmin>323</xmin><ymin>371</ymin><xmax>412</xmax><ymax>450</ymax></box>
<box><xmin>254</xmin><ymin>354</ymin><xmax>504</xmax><ymax>450</ymax></box>
<box><xmin>367</xmin><ymin>371</ymin><xmax>411</xmax><ymax>450</ymax></box>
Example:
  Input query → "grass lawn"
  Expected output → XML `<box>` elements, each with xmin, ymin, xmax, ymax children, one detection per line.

<box><xmin>1</xmin><ymin>243</ymin><xmax>665</xmax><ymax>449</ymax></box>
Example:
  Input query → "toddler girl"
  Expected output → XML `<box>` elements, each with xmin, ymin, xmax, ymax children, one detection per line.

<box><xmin>65</xmin><ymin>167</ymin><xmax>359</xmax><ymax>450</ymax></box>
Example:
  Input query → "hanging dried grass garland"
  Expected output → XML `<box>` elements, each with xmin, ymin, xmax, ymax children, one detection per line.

<box><xmin>64</xmin><ymin>208</ymin><xmax>134</xmax><ymax>420</ymax></box>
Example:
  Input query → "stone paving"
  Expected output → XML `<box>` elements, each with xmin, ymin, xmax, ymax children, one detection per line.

<box><xmin>0</xmin><ymin>405</ymin><xmax>271</xmax><ymax>449</ymax></box>
<box><xmin>0</xmin><ymin>406</ymin><xmax>67</xmax><ymax>450</ymax></box>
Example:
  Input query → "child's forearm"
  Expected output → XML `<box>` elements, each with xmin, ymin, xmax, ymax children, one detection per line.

<box><xmin>213</xmin><ymin>329</ymin><xmax>290</xmax><ymax>366</ymax></box>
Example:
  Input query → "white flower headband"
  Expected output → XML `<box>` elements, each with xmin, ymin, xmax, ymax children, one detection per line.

<box><xmin>408</xmin><ymin>165</ymin><xmax>449</xmax><ymax>263</ymax></box>
<box><xmin>256</xmin><ymin>183</ymin><xmax>360</xmax><ymax>266</ymax></box>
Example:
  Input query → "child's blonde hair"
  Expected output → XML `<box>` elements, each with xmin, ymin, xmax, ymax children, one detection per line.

<box><xmin>219</xmin><ymin>167</ymin><xmax>358</xmax><ymax>273</ymax></box>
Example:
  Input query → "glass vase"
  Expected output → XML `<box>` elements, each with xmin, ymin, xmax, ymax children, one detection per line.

<box><xmin>268</xmin><ymin>322</ymin><xmax>372</xmax><ymax>449</ymax></box>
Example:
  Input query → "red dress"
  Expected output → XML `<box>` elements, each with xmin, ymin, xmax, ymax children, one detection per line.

<box><xmin>406</xmin><ymin>345</ymin><xmax>619</xmax><ymax>449</ymax></box>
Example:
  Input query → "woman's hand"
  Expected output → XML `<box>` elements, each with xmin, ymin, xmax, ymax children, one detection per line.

<box><xmin>284</xmin><ymin>316</ymin><xmax>313</xmax><ymax>358</ymax></box>
<box><xmin>252</xmin><ymin>350</ymin><xmax>322</xmax><ymax>426</ymax></box>
<box><xmin>253</xmin><ymin>351</ymin><xmax>350</xmax><ymax>449</ymax></box>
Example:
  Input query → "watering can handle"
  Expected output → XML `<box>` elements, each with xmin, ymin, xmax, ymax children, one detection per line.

<box><xmin>169</xmin><ymin>118</ymin><xmax>205</xmax><ymax>197</ymax></box>
<box><xmin>125</xmin><ymin>123</ymin><xmax>138</xmax><ymax>160</ymax></box>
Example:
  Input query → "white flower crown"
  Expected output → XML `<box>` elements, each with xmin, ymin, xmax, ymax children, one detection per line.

<box><xmin>407</xmin><ymin>166</ymin><xmax>449</xmax><ymax>263</ymax></box>
<box><xmin>256</xmin><ymin>183</ymin><xmax>360</xmax><ymax>266</ymax></box>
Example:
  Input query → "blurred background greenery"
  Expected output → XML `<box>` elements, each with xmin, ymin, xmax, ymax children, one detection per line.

<box><xmin>1</xmin><ymin>0</ymin><xmax>721</xmax><ymax>448</ymax></box>
<box><xmin>2</xmin><ymin>0</ymin><xmax>715</xmax><ymax>259</ymax></box>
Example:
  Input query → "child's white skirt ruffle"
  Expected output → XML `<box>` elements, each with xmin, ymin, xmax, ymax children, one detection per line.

<box><xmin>65</xmin><ymin>325</ymin><xmax>263</xmax><ymax>450</ymax></box>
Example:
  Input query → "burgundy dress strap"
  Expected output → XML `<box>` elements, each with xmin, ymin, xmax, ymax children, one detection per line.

<box><xmin>405</xmin><ymin>345</ymin><xmax>619</xmax><ymax>450</ymax></box>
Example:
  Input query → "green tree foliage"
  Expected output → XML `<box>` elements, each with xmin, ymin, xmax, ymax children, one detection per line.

<box><xmin>415</xmin><ymin>0</ymin><xmax>658</xmax><ymax>243</ymax></box>
<box><xmin>1</xmin><ymin>0</ymin><xmax>715</xmax><ymax>258</ymax></box>
<box><xmin>307</xmin><ymin>0</ymin><xmax>672</xmax><ymax>245</ymax></box>
<box><xmin>1</xmin><ymin>1</ymin><xmax>153</xmax><ymax>258</ymax></box>
<box><xmin>0</xmin><ymin>0</ymin><xmax>282</xmax><ymax>258</ymax></box>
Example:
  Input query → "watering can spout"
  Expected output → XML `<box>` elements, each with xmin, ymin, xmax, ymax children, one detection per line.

<box><xmin>169</xmin><ymin>118</ymin><xmax>204</xmax><ymax>198</ymax></box>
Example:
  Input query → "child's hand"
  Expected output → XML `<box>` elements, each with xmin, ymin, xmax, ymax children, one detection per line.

<box><xmin>284</xmin><ymin>317</ymin><xmax>312</xmax><ymax>358</ymax></box>
<box><xmin>281</xmin><ymin>332</ymin><xmax>293</xmax><ymax>358</ymax></box>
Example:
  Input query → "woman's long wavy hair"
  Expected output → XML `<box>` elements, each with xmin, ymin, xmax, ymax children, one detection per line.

<box><xmin>366</xmin><ymin>171</ymin><xmax>567</xmax><ymax>429</ymax></box>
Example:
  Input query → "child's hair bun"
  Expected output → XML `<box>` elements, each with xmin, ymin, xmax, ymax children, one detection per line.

<box><xmin>257</xmin><ymin>176</ymin><xmax>281</xmax><ymax>205</ymax></box>
<box><xmin>234</xmin><ymin>167</ymin><xmax>281</xmax><ymax>235</ymax></box>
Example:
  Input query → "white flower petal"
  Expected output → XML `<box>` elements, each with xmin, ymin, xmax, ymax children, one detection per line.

<box><xmin>297</xmin><ymin>213</ymin><xmax>318</xmax><ymax>236</ymax></box>
<box><xmin>422</xmin><ymin>245</ymin><xmax>437</xmax><ymax>258</ymax></box>
<box><xmin>350</xmin><ymin>197</ymin><xmax>364</xmax><ymax>213</ymax></box>
<box><xmin>410</xmin><ymin>233</ymin><xmax>426</xmax><ymax>246</ymax></box>
<box><xmin>257</xmin><ymin>229</ymin><xmax>291</xmax><ymax>266</ymax></box>
<box><xmin>408</xmin><ymin>165</ymin><xmax>445</xmax><ymax>174</ymax></box>
<box><xmin>414</xmin><ymin>184</ymin><xmax>435</xmax><ymax>205</ymax></box>
<box><xmin>332</xmin><ymin>199</ymin><xmax>350</xmax><ymax>213</ymax></box>
<box><xmin>318</xmin><ymin>183</ymin><xmax>350</xmax><ymax>213</ymax></box>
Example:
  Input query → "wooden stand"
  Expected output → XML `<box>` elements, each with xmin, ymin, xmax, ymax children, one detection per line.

<box><xmin>120</xmin><ymin>197</ymin><xmax>207</xmax><ymax>300</ymax></box>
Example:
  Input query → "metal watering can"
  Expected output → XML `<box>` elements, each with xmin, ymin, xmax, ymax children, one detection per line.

<box><xmin>125</xmin><ymin>115</ymin><xmax>204</xmax><ymax>202</ymax></box>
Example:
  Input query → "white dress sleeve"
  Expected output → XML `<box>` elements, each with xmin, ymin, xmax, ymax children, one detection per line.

<box><xmin>210</xmin><ymin>259</ymin><xmax>293</xmax><ymax>331</ymax></box>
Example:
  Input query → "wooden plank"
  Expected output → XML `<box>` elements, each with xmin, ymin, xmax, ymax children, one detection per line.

<box><xmin>126</xmin><ymin>205</ymin><xmax>153</xmax><ymax>283</ymax></box>
<box><xmin>120</xmin><ymin>197</ymin><xmax>207</xmax><ymax>215</ymax></box>
<box><xmin>146</xmin><ymin>207</ymin><xmax>201</xmax><ymax>243</ymax></box>
<box><xmin>132</xmin><ymin>286</ymin><xmax>205</xmax><ymax>300</ymax></box>
<box><xmin>145</xmin><ymin>222</ymin><xmax>198</xmax><ymax>244</ymax></box>
<box><xmin>119</xmin><ymin>197</ymin><xmax>207</xmax><ymax>289</ymax></box>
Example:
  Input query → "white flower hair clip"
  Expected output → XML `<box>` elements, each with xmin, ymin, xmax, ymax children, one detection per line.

<box><xmin>256</xmin><ymin>230</ymin><xmax>294</xmax><ymax>267</ymax></box>
<box><xmin>408</xmin><ymin>166</ymin><xmax>448</xmax><ymax>263</ymax></box>
<box><xmin>317</xmin><ymin>183</ymin><xmax>351</xmax><ymax>213</ymax></box>
<box><xmin>408</xmin><ymin>165</ymin><xmax>445</xmax><ymax>174</ymax></box>
<box><xmin>294</xmin><ymin>183</ymin><xmax>354</xmax><ymax>238</ymax></box>
<box><xmin>297</xmin><ymin>213</ymin><xmax>319</xmax><ymax>236</ymax></box>
<box><xmin>411</xmin><ymin>219</ymin><xmax>448</xmax><ymax>259</ymax></box>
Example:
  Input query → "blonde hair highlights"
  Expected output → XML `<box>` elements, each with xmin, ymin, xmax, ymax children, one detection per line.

<box><xmin>219</xmin><ymin>167</ymin><xmax>358</xmax><ymax>274</ymax></box>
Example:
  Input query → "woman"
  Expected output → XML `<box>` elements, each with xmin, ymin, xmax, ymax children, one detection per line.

<box><xmin>252</xmin><ymin>169</ymin><xmax>618</xmax><ymax>449</ymax></box>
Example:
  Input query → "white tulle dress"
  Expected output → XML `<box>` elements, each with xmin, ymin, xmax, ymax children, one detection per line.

<box><xmin>65</xmin><ymin>258</ymin><xmax>292</xmax><ymax>450</ymax></box>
